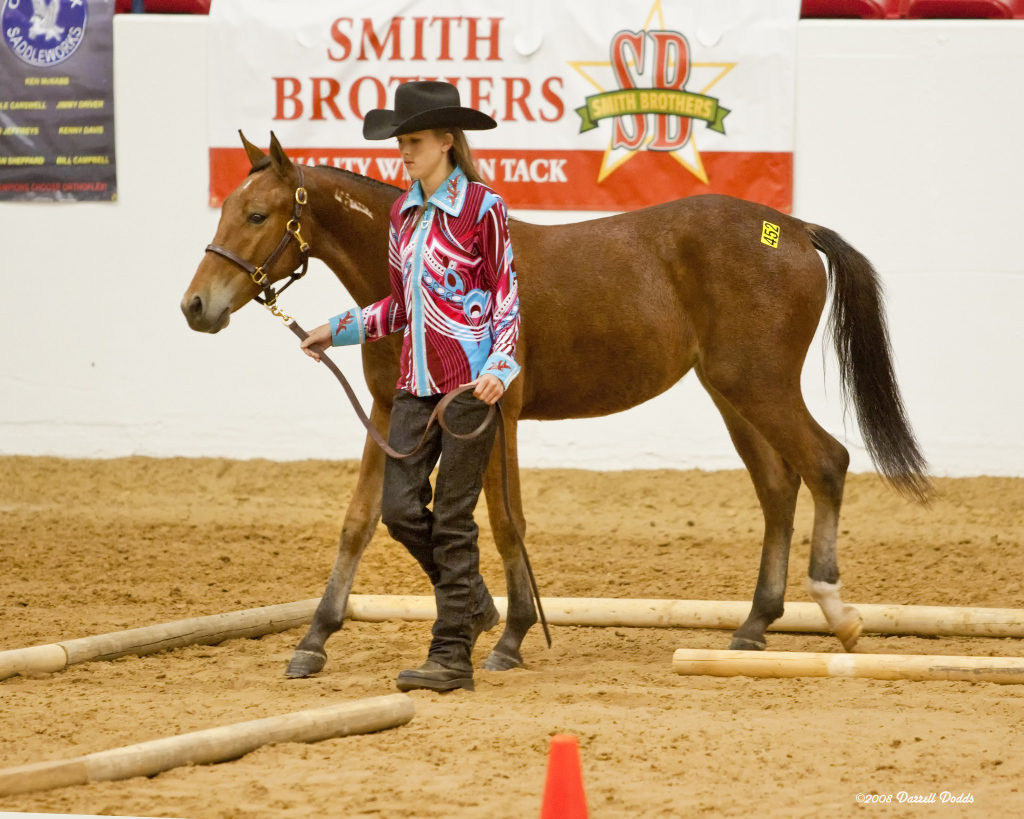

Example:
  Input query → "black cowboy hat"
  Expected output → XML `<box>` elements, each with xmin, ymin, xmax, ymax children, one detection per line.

<box><xmin>363</xmin><ymin>81</ymin><xmax>497</xmax><ymax>140</ymax></box>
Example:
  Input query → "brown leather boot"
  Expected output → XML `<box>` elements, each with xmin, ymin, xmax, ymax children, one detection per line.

<box><xmin>396</xmin><ymin>660</ymin><xmax>474</xmax><ymax>692</ymax></box>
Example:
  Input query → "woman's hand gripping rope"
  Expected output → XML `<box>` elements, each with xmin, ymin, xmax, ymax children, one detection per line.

<box><xmin>300</xmin><ymin>323</ymin><xmax>333</xmax><ymax>362</ymax></box>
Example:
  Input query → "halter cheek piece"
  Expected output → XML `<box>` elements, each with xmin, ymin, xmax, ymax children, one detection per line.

<box><xmin>204</xmin><ymin>160</ymin><xmax>311</xmax><ymax>324</ymax></box>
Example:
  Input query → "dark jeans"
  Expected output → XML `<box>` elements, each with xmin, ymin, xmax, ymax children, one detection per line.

<box><xmin>381</xmin><ymin>388</ymin><xmax>497</xmax><ymax>671</ymax></box>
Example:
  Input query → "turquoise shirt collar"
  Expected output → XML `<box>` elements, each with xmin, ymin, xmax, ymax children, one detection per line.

<box><xmin>400</xmin><ymin>165</ymin><xmax>468</xmax><ymax>217</ymax></box>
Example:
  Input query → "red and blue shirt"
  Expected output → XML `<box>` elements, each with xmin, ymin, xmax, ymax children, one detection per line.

<box><xmin>330</xmin><ymin>166</ymin><xmax>521</xmax><ymax>396</ymax></box>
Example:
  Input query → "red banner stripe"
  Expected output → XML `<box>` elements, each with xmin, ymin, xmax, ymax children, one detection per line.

<box><xmin>209</xmin><ymin>148</ymin><xmax>792</xmax><ymax>213</ymax></box>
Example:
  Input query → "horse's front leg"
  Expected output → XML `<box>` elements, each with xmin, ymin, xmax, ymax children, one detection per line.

<box><xmin>285</xmin><ymin>400</ymin><xmax>390</xmax><ymax>678</ymax></box>
<box><xmin>480</xmin><ymin>410</ymin><xmax>537</xmax><ymax>671</ymax></box>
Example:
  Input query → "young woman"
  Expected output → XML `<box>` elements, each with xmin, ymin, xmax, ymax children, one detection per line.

<box><xmin>300</xmin><ymin>81</ymin><xmax>521</xmax><ymax>692</ymax></box>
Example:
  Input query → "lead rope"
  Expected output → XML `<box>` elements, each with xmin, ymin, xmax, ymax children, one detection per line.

<box><xmin>286</xmin><ymin>321</ymin><xmax>552</xmax><ymax>648</ymax></box>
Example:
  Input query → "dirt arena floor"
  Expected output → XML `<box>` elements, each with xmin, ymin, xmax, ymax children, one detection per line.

<box><xmin>1</xmin><ymin>456</ymin><xmax>1023</xmax><ymax>817</ymax></box>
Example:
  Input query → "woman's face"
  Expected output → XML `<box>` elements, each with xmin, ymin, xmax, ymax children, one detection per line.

<box><xmin>396</xmin><ymin>130</ymin><xmax>454</xmax><ymax>182</ymax></box>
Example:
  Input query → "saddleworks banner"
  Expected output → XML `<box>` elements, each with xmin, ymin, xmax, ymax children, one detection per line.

<box><xmin>0</xmin><ymin>0</ymin><xmax>116</xmax><ymax>201</ymax></box>
<box><xmin>208</xmin><ymin>0</ymin><xmax>798</xmax><ymax>211</ymax></box>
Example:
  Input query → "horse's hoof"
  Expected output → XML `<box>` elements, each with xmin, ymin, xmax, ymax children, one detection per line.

<box><xmin>285</xmin><ymin>649</ymin><xmax>327</xmax><ymax>678</ymax></box>
<box><xmin>728</xmin><ymin>636</ymin><xmax>767</xmax><ymax>651</ymax></box>
<box><xmin>482</xmin><ymin>650</ymin><xmax>522</xmax><ymax>671</ymax></box>
<box><xmin>835</xmin><ymin>607</ymin><xmax>863</xmax><ymax>652</ymax></box>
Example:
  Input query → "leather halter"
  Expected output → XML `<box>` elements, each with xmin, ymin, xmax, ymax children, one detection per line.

<box><xmin>204</xmin><ymin>161</ymin><xmax>311</xmax><ymax>324</ymax></box>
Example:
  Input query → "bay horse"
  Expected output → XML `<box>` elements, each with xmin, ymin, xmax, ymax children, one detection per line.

<box><xmin>182</xmin><ymin>133</ymin><xmax>931</xmax><ymax>679</ymax></box>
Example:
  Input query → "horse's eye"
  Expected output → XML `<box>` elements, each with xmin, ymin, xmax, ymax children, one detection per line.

<box><xmin>248</xmin><ymin>213</ymin><xmax>267</xmax><ymax>225</ymax></box>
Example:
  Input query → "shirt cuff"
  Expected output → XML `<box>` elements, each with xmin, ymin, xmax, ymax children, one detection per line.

<box><xmin>330</xmin><ymin>308</ymin><xmax>364</xmax><ymax>346</ymax></box>
<box><xmin>481</xmin><ymin>351</ymin><xmax>521</xmax><ymax>389</ymax></box>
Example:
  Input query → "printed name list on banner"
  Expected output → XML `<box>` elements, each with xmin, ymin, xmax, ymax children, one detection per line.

<box><xmin>0</xmin><ymin>0</ymin><xmax>116</xmax><ymax>201</ymax></box>
<box><xmin>208</xmin><ymin>0</ymin><xmax>798</xmax><ymax>211</ymax></box>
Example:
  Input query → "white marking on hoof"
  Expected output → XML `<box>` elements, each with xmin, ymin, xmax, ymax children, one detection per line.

<box><xmin>807</xmin><ymin>578</ymin><xmax>862</xmax><ymax>652</ymax></box>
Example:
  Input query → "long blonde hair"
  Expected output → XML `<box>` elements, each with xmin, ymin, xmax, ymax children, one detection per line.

<box><xmin>435</xmin><ymin>127</ymin><xmax>485</xmax><ymax>184</ymax></box>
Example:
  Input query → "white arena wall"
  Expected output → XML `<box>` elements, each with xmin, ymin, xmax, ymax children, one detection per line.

<box><xmin>1</xmin><ymin>17</ymin><xmax>1022</xmax><ymax>477</ymax></box>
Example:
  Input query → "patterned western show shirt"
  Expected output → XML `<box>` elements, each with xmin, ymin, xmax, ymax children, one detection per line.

<box><xmin>330</xmin><ymin>165</ymin><xmax>521</xmax><ymax>396</ymax></box>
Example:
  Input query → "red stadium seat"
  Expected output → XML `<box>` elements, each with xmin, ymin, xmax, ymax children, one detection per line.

<box><xmin>904</xmin><ymin>0</ymin><xmax>1024</xmax><ymax>15</ymax></box>
<box><xmin>803</xmin><ymin>0</ymin><xmax>1024</xmax><ymax>14</ymax></box>
<box><xmin>115</xmin><ymin>0</ymin><xmax>211</xmax><ymax>11</ymax></box>
<box><xmin>801</xmin><ymin>1</ymin><xmax>902</xmax><ymax>17</ymax></box>
<box><xmin>144</xmin><ymin>0</ymin><xmax>210</xmax><ymax>12</ymax></box>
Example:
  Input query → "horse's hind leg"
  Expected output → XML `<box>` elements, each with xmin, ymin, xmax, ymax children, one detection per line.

<box><xmin>285</xmin><ymin>401</ymin><xmax>389</xmax><ymax>679</ymax></box>
<box><xmin>699</xmin><ymin>371</ymin><xmax>801</xmax><ymax>650</ymax></box>
<box><xmin>703</xmin><ymin>367</ymin><xmax>862</xmax><ymax>652</ymax></box>
<box><xmin>480</xmin><ymin>414</ymin><xmax>537</xmax><ymax>671</ymax></box>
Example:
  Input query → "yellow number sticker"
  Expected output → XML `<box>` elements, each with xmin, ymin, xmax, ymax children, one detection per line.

<box><xmin>761</xmin><ymin>220</ymin><xmax>780</xmax><ymax>248</ymax></box>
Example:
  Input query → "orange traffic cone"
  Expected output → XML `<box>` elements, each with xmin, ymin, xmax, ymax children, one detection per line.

<box><xmin>540</xmin><ymin>734</ymin><xmax>588</xmax><ymax>819</ymax></box>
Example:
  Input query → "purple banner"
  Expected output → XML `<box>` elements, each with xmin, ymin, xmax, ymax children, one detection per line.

<box><xmin>0</xmin><ymin>0</ymin><xmax>116</xmax><ymax>201</ymax></box>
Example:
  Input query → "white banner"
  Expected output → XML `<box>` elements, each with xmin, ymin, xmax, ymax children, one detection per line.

<box><xmin>208</xmin><ymin>0</ymin><xmax>798</xmax><ymax>210</ymax></box>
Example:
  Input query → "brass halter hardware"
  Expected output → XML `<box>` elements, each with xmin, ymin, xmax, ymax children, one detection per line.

<box><xmin>286</xmin><ymin>218</ymin><xmax>309</xmax><ymax>254</ymax></box>
<box><xmin>204</xmin><ymin>165</ymin><xmax>311</xmax><ymax>325</ymax></box>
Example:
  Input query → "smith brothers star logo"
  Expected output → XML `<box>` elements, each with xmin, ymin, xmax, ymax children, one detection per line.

<box><xmin>568</xmin><ymin>0</ymin><xmax>735</xmax><ymax>185</ymax></box>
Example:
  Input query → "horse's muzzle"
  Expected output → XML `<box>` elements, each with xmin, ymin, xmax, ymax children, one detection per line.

<box><xmin>181</xmin><ymin>292</ymin><xmax>230</xmax><ymax>333</ymax></box>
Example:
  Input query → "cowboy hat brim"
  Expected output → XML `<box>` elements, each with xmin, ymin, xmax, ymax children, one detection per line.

<box><xmin>363</xmin><ymin>106</ymin><xmax>497</xmax><ymax>140</ymax></box>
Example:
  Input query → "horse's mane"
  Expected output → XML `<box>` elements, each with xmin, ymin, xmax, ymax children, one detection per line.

<box><xmin>280</xmin><ymin>163</ymin><xmax>529</xmax><ymax>223</ymax></box>
<box><xmin>317</xmin><ymin>165</ymin><xmax>531</xmax><ymax>225</ymax></box>
<box><xmin>316</xmin><ymin>165</ymin><xmax>404</xmax><ymax>193</ymax></box>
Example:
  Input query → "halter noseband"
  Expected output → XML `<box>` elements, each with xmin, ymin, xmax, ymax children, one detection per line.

<box><xmin>204</xmin><ymin>161</ymin><xmax>311</xmax><ymax>324</ymax></box>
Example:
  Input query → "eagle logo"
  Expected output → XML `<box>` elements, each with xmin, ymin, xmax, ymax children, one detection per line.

<box><xmin>29</xmin><ymin>0</ymin><xmax>64</xmax><ymax>42</ymax></box>
<box><xmin>3</xmin><ymin>0</ymin><xmax>88</xmax><ymax>67</ymax></box>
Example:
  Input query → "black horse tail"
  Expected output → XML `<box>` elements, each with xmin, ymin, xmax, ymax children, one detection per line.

<box><xmin>804</xmin><ymin>224</ymin><xmax>934</xmax><ymax>504</ymax></box>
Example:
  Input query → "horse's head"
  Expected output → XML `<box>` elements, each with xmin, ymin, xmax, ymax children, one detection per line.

<box><xmin>181</xmin><ymin>132</ymin><xmax>310</xmax><ymax>332</ymax></box>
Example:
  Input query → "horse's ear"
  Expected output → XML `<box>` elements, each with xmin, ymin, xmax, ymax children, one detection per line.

<box><xmin>268</xmin><ymin>131</ymin><xmax>294</xmax><ymax>175</ymax></box>
<box><xmin>239</xmin><ymin>130</ymin><xmax>266</xmax><ymax>169</ymax></box>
